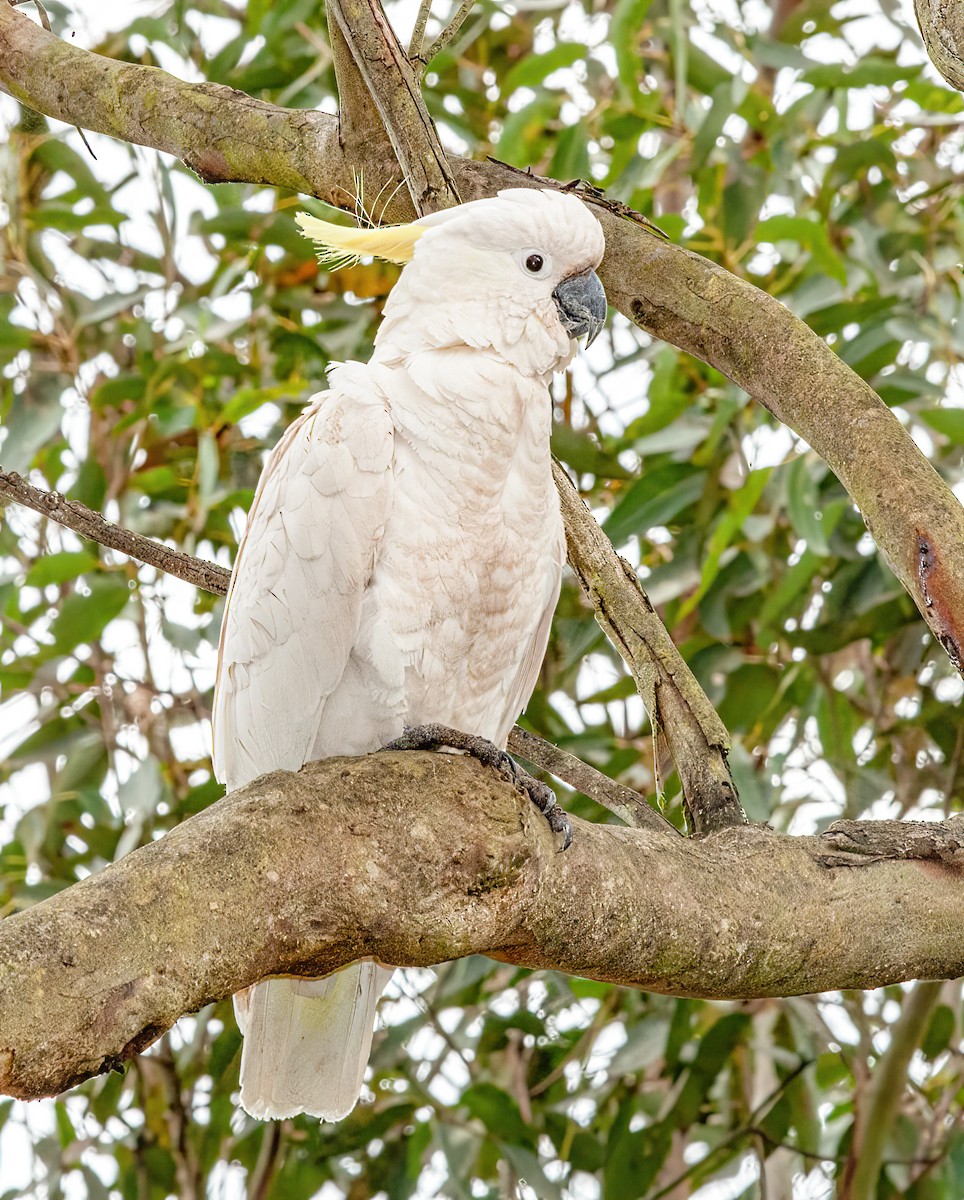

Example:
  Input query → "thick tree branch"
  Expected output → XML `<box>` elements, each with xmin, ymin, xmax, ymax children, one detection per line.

<box><xmin>325</xmin><ymin>0</ymin><xmax>396</xmax><ymax>194</ymax></box>
<box><xmin>1</xmin><ymin>3</ymin><xmax>962</xmax><ymax>674</ymax></box>
<box><xmin>914</xmin><ymin>0</ymin><xmax>964</xmax><ymax>92</ymax></box>
<box><xmin>0</xmin><ymin>3</ymin><xmax>350</xmax><ymax>195</ymax></box>
<box><xmin>325</xmin><ymin>0</ymin><xmax>460</xmax><ymax>215</ymax></box>
<box><xmin>2</xmin><ymin>752</ymin><xmax>963</xmax><ymax>1103</ymax></box>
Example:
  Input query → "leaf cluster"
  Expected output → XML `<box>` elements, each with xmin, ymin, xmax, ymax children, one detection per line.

<box><xmin>1</xmin><ymin>0</ymin><xmax>963</xmax><ymax>1195</ymax></box>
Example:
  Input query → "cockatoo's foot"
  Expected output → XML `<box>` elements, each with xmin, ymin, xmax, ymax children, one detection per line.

<box><xmin>383</xmin><ymin>723</ymin><xmax>573</xmax><ymax>850</ymax></box>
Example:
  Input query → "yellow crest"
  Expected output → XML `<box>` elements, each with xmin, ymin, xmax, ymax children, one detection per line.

<box><xmin>295</xmin><ymin>211</ymin><xmax>424</xmax><ymax>270</ymax></box>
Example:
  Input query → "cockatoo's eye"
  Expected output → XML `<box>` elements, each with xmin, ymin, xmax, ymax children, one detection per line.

<box><xmin>514</xmin><ymin>248</ymin><xmax>553</xmax><ymax>280</ymax></box>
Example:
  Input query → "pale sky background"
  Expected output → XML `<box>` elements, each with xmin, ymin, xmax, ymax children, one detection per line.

<box><xmin>0</xmin><ymin>0</ymin><xmax>961</xmax><ymax>1196</ymax></box>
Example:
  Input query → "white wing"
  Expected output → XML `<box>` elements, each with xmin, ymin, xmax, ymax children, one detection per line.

<box><xmin>212</xmin><ymin>374</ymin><xmax>395</xmax><ymax>791</ymax></box>
<box><xmin>212</xmin><ymin>371</ymin><xmax>396</xmax><ymax>1122</ymax></box>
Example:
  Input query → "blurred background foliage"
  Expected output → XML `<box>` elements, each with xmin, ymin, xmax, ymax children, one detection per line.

<box><xmin>1</xmin><ymin>0</ymin><xmax>963</xmax><ymax>1195</ymax></box>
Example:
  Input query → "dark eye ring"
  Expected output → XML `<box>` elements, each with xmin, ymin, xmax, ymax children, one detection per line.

<box><xmin>525</xmin><ymin>253</ymin><xmax>544</xmax><ymax>273</ymax></box>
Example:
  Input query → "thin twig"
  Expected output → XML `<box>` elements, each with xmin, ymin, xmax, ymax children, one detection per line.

<box><xmin>0</xmin><ymin>467</ymin><xmax>231</xmax><ymax>595</ymax></box>
<box><xmin>247</xmin><ymin>1122</ymin><xmax>284</xmax><ymax>1200</ymax></box>
<box><xmin>507</xmin><ymin>726</ymin><xmax>677</xmax><ymax>835</ymax></box>
<box><xmin>407</xmin><ymin>0</ymin><xmax>433</xmax><ymax>61</ymax></box>
<box><xmin>842</xmin><ymin>980</ymin><xmax>945</xmax><ymax>1200</ymax></box>
<box><xmin>420</xmin><ymin>0</ymin><xmax>477</xmax><ymax>63</ymax></box>
<box><xmin>11</xmin><ymin>0</ymin><xmax>51</xmax><ymax>32</ymax></box>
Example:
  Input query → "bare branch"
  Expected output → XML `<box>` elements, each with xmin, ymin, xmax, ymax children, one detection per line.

<box><xmin>325</xmin><ymin>0</ymin><xmax>460</xmax><ymax>215</ymax></box>
<box><xmin>0</xmin><ymin>1</ymin><xmax>350</xmax><ymax>200</ymax></box>
<box><xmin>0</xmin><ymin>468</ymin><xmax>231</xmax><ymax>595</ymax></box>
<box><xmin>407</xmin><ymin>0</ymin><xmax>434</xmax><ymax>61</ymax></box>
<box><xmin>507</xmin><ymin>726</ymin><xmax>676</xmax><ymax>834</ymax></box>
<box><xmin>421</xmin><ymin>0</ymin><xmax>477</xmax><ymax>63</ymax></box>
<box><xmin>2</xmin><ymin>752</ymin><xmax>963</xmax><ymax>1102</ymax></box>
<box><xmin>552</xmin><ymin>462</ymin><xmax>745</xmax><ymax>834</ymax></box>
<box><xmin>324</xmin><ymin>0</ymin><xmax>397</xmax><ymax>197</ymax></box>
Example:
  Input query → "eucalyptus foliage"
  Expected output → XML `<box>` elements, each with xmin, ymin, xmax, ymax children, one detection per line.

<box><xmin>1</xmin><ymin>0</ymin><xmax>963</xmax><ymax>1196</ymax></box>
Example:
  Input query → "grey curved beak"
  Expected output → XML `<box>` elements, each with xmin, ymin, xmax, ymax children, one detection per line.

<box><xmin>552</xmin><ymin>269</ymin><xmax>607</xmax><ymax>347</ymax></box>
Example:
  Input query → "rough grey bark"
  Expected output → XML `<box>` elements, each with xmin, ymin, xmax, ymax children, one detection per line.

<box><xmin>915</xmin><ymin>0</ymin><xmax>964</xmax><ymax>92</ymax></box>
<box><xmin>2</xmin><ymin>753</ymin><xmax>964</xmax><ymax>1103</ymax></box>
<box><xmin>1</xmin><ymin>5</ymin><xmax>962</xmax><ymax>674</ymax></box>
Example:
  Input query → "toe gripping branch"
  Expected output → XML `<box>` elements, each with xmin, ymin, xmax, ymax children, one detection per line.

<box><xmin>383</xmin><ymin>724</ymin><xmax>573</xmax><ymax>850</ymax></box>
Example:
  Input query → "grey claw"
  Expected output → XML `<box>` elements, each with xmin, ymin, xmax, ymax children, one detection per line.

<box><xmin>523</xmin><ymin>776</ymin><xmax>573</xmax><ymax>851</ymax></box>
<box><xmin>382</xmin><ymin>723</ymin><xmax>572</xmax><ymax>849</ymax></box>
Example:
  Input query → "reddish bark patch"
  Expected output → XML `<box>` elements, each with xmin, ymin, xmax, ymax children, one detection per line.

<box><xmin>187</xmin><ymin>146</ymin><xmax>234</xmax><ymax>184</ymax></box>
<box><xmin>917</xmin><ymin>531</ymin><xmax>963</xmax><ymax>672</ymax></box>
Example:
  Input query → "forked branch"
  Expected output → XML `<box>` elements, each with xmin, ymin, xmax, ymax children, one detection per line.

<box><xmin>1</xmin><ymin>3</ymin><xmax>961</xmax><ymax>674</ymax></box>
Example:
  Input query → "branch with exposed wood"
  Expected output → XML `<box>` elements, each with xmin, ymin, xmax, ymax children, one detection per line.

<box><xmin>2</xmin><ymin>751</ymin><xmax>963</xmax><ymax>1103</ymax></box>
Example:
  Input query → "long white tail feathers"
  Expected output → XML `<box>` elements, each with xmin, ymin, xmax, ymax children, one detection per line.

<box><xmin>234</xmin><ymin>963</ymin><xmax>394</xmax><ymax>1121</ymax></box>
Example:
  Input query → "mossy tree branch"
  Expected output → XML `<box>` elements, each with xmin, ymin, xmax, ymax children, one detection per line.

<box><xmin>2</xmin><ymin>752</ymin><xmax>964</xmax><ymax>1104</ymax></box>
<box><xmin>0</xmin><ymin>467</ymin><xmax>231</xmax><ymax>594</ymax></box>
<box><xmin>1</xmin><ymin>3</ymin><xmax>961</xmax><ymax>679</ymax></box>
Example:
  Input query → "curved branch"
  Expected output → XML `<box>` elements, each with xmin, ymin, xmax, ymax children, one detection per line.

<box><xmin>915</xmin><ymin>0</ymin><xmax>964</xmax><ymax>92</ymax></box>
<box><xmin>1</xmin><ymin>3</ymin><xmax>962</xmax><ymax>674</ymax></box>
<box><xmin>0</xmin><ymin>2</ymin><xmax>350</xmax><ymax>199</ymax></box>
<box><xmin>1</xmin><ymin>751</ymin><xmax>963</xmax><ymax>1102</ymax></box>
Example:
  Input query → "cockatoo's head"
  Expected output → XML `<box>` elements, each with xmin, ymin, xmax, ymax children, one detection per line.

<box><xmin>296</xmin><ymin>188</ymin><xmax>606</xmax><ymax>377</ymax></box>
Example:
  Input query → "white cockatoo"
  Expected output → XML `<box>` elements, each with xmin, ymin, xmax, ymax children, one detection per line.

<box><xmin>211</xmin><ymin>187</ymin><xmax>606</xmax><ymax>1121</ymax></box>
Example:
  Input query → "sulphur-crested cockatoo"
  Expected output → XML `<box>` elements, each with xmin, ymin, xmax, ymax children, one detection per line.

<box><xmin>212</xmin><ymin>187</ymin><xmax>606</xmax><ymax>1121</ymax></box>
